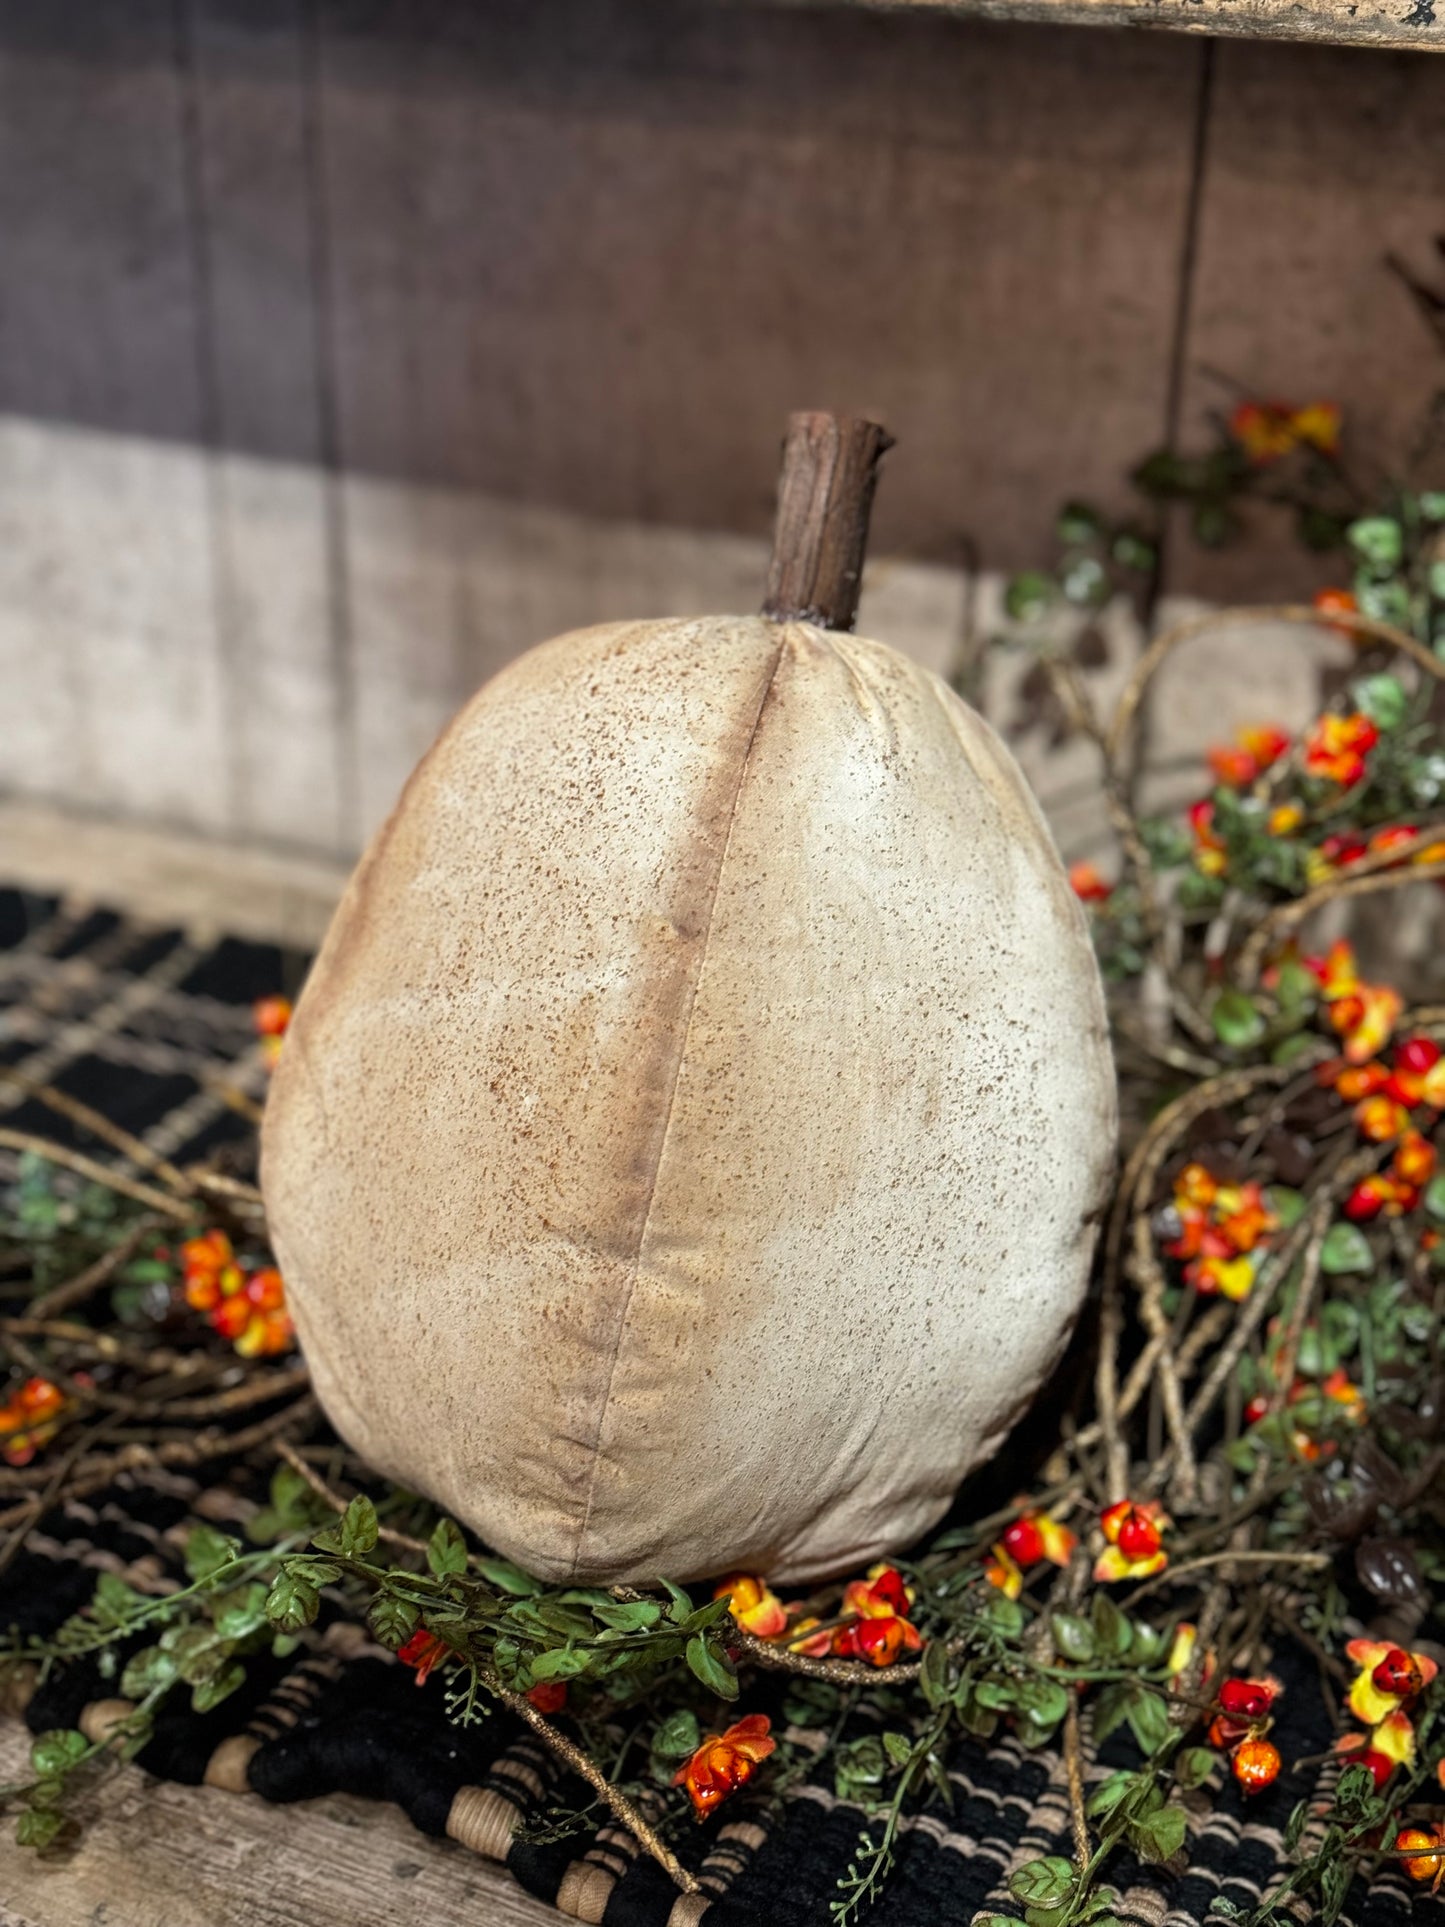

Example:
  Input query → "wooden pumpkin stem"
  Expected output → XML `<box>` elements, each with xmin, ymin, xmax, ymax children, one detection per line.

<box><xmin>762</xmin><ymin>411</ymin><xmax>893</xmax><ymax>632</ymax></box>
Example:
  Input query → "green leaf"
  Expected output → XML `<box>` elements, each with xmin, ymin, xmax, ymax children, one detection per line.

<box><xmin>192</xmin><ymin>1661</ymin><xmax>246</xmax><ymax>1714</ymax></box>
<box><xmin>1272</xmin><ymin>1033</ymin><xmax>1322</xmax><ymax>1068</ymax></box>
<box><xmin>1090</xmin><ymin>1592</ymin><xmax>1131</xmax><ymax>1657</ymax></box>
<box><xmin>1057</xmin><ymin>501</ymin><xmax>1104</xmax><ymax>548</ymax></box>
<box><xmin>283</xmin><ymin>1556</ymin><xmax>341</xmax><ymax>1586</ymax></box>
<box><xmin>1129</xmin><ymin>1801</ymin><xmax>1187</xmax><ymax>1863</ymax></box>
<box><xmin>16</xmin><ymin>1807</ymin><xmax>64</xmax><ymax>1850</ymax></box>
<box><xmin>475</xmin><ymin>1553</ymin><xmax>543</xmax><ymax>1595</ymax></box>
<box><xmin>338</xmin><ymin>1494</ymin><xmax>378</xmax><ymax>1557</ymax></box>
<box><xmin>675</xmin><ymin>1596</ymin><xmax>733</xmax><ymax>1636</ymax></box>
<box><xmin>1321</xmin><ymin>1222</ymin><xmax>1373</xmax><ymax>1275</ymax></box>
<box><xmin>1051</xmin><ymin>1612</ymin><xmax>1095</xmax><ymax>1663</ymax></box>
<box><xmin>183</xmin><ymin>1525</ymin><xmax>242</xmax><ymax>1582</ymax></box>
<box><xmin>882</xmin><ymin>1730</ymin><xmax>914</xmax><ymax>1769</ymax></box>
<box><xmin>1060</xmin><ymin>555</ymin><xmax>1109</xmax><ymax>609</ymax></box>
<box><xmin>1266</xmin><ymin>1186</ymin><xmax>1307</xmax><ymax>1230</ymax></box>
<box><xmin>427</xmin><ymin>1517</ymin><xmax>469</xmax><ymax>1579</ymax></box>
<box><xmin>1008</xmin><ymin>1856</ymin><xmax>1076</xmax><ymax>1909</ymax></box>
<box><xmin>1127</xmin><ymin>1620</ymin><xmax>1164</xmax><ymax>1665</ymax></box>
<box><xmin>588</xmin><ymin>1598</ymin><xmax>663</xmax><ymax>1633</ymax></box>
<box><xmin>1125</xmin><ymin>1687</ymin><xmax>1172</xmax><ymax>1755</ymax></box>
<box><xmin>1174</xmin><ymin>1746</ymin><xmax>1216</xmax><ymax>1790</ymax></box>
<box><xmin>980</xmin><ymin>1594</ymin><xmax>1023</xmax><ymax>1639</ymax></box>
<box><xmin>1005</xmin><ymin>571</ymin><xmax>1057</xmax><ymax>623</ymax></box>
<box><xmin>120</xmin><ymin>1646</ymin><xmax>178</xmax><ymax>1699</ymax></box>
<box><xmin>975</xmin><ymin>1674</ymin><xmax>1020</xmax><ymax>1712</ymax></box>
<box><xmin>1112</xmin><ymin>529</ymin><xmax>1157</xmax><ymax>575</ymax></box>
<box><xmin>1140</xmin><ymin>816</ymin><xmax>1192</xmax><ymax>868</ymax></box>
<box><xmin>1419</xmin><ymin>491</ymin><xmax>1445</xmax><ymax>523</ymax></box>
<box><xmin>685</xmin><ymin>1635</ymin><xmax>739</xmax><ymax>1701</ymax></box>
<box><xmin>211</xmin><ymin>1587</ymin><xmax>270</xmax><ymax>1643</ymax></box>
<box><xmin>651</xmin><ymin>1708</ymin><xmax>701</xmax><ymax>1760</ymax></box>
<box><xmin>1347</xmin><ymin>515</ymin><xmax>1404</xmax><ymax>573</ymax></box>
<box><xmin>1284</xmin><ymin>1798</ymin><xmax>1309</xmax><ymax>1851</ymax></box>
<box><xmin>368</xmin><ymin>1593</ymin><xmax>420</xmax><ymax>1650</ymax></box>
<box><xmin>1350</xmin><ymin>673</ymin><xmax>1408</xmax><ymax>732</ymax></box>
<box><xmin>919</xmin><ymin>1636</ymin><xmax>952</xmax><ymax>1709</ymax></box>
<box><xmin>265</xmin><ymin>1570</ymin><xmax>320</xmax><ymax>1635</ymax></box>
<box><xmin>1424</xmin><ymin>1174</ymin><xmax>1445</xmax><ymax>1221</ymax></box>
<box><xmin>528</xmin><ymin>1646</ymin><xmax>593</xmax><ymax>1683</ymax></box>
<box><xmin>1211</xmin><ymin>989</ymin><xmax>1266</xmax><ymax>1052</ymax></box>
<box><xmin>92</xmin><ymin>1571</ymin><xmax>142</xmax><ymax>1625</ymax></box>
<box><xmin>1017</xmin><ymin>1678</ymin><xmax>1071</xmax><ymax>1730</ymax></box>
<box><xmin>1090</xmin><ymin>1681</ymin><xmax>1133</xmax><ymax>1746</ymax></box>
<box><xmin>1272</xmin><ymin>961</ymin><xmax>1317</xmax><ymax>1015</ymax></box>
<box><xmin>29</xmin><ymin>1729</ymin><xmax>89</xmax><ymax>1778</ymax></box>
<box><xmin>1086</xmin><ymin>1769</ymin><xmax>1137</xmax><ymax>1819</ymax></box>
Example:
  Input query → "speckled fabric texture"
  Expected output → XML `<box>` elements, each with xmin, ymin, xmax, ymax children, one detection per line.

<box><xmin>261</xmin><ymin>616</ymin><xmax>1118</xmax><ymax>1584</ymax></box>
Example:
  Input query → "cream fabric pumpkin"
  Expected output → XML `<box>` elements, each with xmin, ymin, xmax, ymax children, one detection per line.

<box><xmin>261</xmin><ymin>615</ymin><xmax>1116</xmax><ymax>1585</ymax></box>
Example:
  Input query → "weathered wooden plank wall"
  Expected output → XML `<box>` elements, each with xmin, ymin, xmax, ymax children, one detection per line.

<box><xmin>0</xmin><ymin>1</ymin><xmax>1441</xmax><ymax>863</ymax></box>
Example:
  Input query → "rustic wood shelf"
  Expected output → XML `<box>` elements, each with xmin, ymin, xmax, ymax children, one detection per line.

<box><xmin>0</xmin><ymin>1719</ymin><xmax>556</xmax><ymax>1927</ymax></box>
<box><xmin>778</xmin><ymin>0</ymin><xmax>1442</xmax><ymax>51</ymax></box>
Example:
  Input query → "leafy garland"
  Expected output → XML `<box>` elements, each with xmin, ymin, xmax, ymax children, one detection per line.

<box><xmin>2</xmin><ymin>429</ymin><xmax>1445</xmax><ymax>1921</ymax></box>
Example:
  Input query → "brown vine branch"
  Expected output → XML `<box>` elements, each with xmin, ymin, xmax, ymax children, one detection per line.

<box><xmin>1106</xmin><ymin>602</ymin><xmax>1445</xmax><ymax>771</ymax></box>
<box><xmin>28</xmin><ymin>1216</ymin><xmax>163</xmax><ymax>1319</ymax></box>
<box><xmin>735</xmin><ymin>1625</ymin><xmax>924</xmax><ymax>1686</ymax></box>
<box><xmin>478</xmin><ymin>1663</ymin><xmax>700</xmax><ymax>1896</ymax></box>
<box><xmin>272</xmin><ymin>1438</ymin><xmax>429</xmax><ymax>1559</ymax></box>
<box><xmin>0</xmin><ymin>1128</ymin><xmax>194</xmax><ymax>1223</ymax></box>
<box><xmin>1236</xmin><ymin>856</ymin><xmax>1445</xmax><ymax>989</ymax></box>
<box><xmin>0</xmin><ymin>1395</ymin><xmax>315</xmax><ymax>1530</ymax></box>
<box><xmin>1064</xmin><ymin>1696</ymin><xmax>1090</xmax><ymax>1870</ymax></box>
<box><xmin>0</xmin><ymin>1068</ymin><xmax>193</xmax><ymax>1195</ymax></box>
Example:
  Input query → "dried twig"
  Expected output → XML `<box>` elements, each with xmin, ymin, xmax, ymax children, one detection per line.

<box><xmin>1237</xmin><ymin>856</ymin><xmax>1445</xmax><ymax>989</ymax></box>
<box><xmin>0</xmin><ymin>1128</ymin><xmax>193</xmax><ymax>1223</ymax></box>
<box><xmin>0</xmin><ymin>1068</ymin><xmax>193</xmax><ymax>1194</ymax></box>
<box><xmin>30</xmin><ymin>1216</ymin><xmax>162</xmax><ymax>1319</ymax></box>
<box><xmin>272</xmin><ymin>1439</ymin><xmax>428</xmax><ymax>1558</ymax></box>
<box><xmin>1107</xmin><ymin>602</ymin><xmax>1445</xmax><ymax>771</ymax></box>
<box><xmin>1063</xmin><ymin>1696</ymin><xmax>1089</xmax><ymax>1869</ymax></box>
<box><xmin>479</xmin><ymin>1663</ymin><xmax>700</xmax><ymax>1896</ymax></box>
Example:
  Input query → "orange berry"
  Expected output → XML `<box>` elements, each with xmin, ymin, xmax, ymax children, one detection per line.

<box><xmin>1232</xmin><ymin>1738</ymin><xmax>1281</xmax><ymax>1793</ymax></box>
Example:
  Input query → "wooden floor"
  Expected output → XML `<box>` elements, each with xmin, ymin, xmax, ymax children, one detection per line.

<box><xmin>0</xmin><ymin>1718</ymin><xmax>557</xmax><ymax>1927</ymax></box>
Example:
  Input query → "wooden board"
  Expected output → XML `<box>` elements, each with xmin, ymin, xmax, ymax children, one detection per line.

<box><xmin>0</xmin><ymin>4</ymin><xmax>1443</xmax><ymax>865</ymax></box>
<box><xmin>1174</xmin><ymin>35</ymin><xmax>1445</xmax><ymax>602</ymax></box>
<box><xmin>313</xmin><ymin>3</ymin><xmax>1203</xmax><ymax>563</ymax></box>
<box><xmin>767</xmin><ymin>0</ymin><xmax>1443</xmax><ymax>53</ymax></box>
<box><xmin>0</xmin><ymin>1716</ymin><xmax>557</xmax><ymax>1927</ymax></box>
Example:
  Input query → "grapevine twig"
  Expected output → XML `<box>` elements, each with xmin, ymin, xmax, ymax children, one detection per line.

<box><xmin>0</xmin><ymin>1129</ymin><xmax>193</xmax><ymax>1223</ymax></box>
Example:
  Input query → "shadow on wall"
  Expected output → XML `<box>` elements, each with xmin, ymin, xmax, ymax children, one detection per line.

<box><xmin>0</xmin><ymin>0</ymin><xmax>1442</xmax><ymax>571</ymax></box>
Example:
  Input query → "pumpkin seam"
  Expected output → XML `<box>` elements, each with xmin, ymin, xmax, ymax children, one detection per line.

<box><xmin>563</xmin><ymin>626</ymin><xmax>792</xmax><ymax>1579</ymax></box>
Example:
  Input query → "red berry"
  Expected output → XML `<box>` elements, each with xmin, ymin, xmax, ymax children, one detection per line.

<box><xmin>1116</xmin><ymin>1509</ymin><xmax>1162</xmax><ymax>1561</ymax></box>
<box><xmin>1344</xmin><ymin>1180</ymin><xmax>1385</xmax><ymax>1223</ymax></box>
<box><xmin>1219</xmin><ymin>1678</ymin><xmax>1272</xmax><ymax>1721</ymax></box>
<box><xmin>1371</xmin><ymin>1648</ymin><xmax>1424</xmax><ymax>1701</ymax></box>
<box><xmin>1396</xmin><ymin>1037</ymin><xmax>1441</xmax><ymax>1076</ymax></box>
<box><xmin>1003</xmin><ymin>1519</ymin><xmax>1045</xmax><ymax>1567</ymax></box>
<box><xmin>1360</xmin><ymin>1750</ymin><xmax>1395</xmax><ymax>1790</ymax></box>
<box><xmin>865</xmin><ymin>1566</ymin><xmax>912</xmax><ymax>1616</ymax></box>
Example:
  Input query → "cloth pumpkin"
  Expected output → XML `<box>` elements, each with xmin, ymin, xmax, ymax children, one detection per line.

<box><xmin>261</xmin><ymin>614</ymin><xmax>1116</xmax><ymax>1584</ymax></box>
